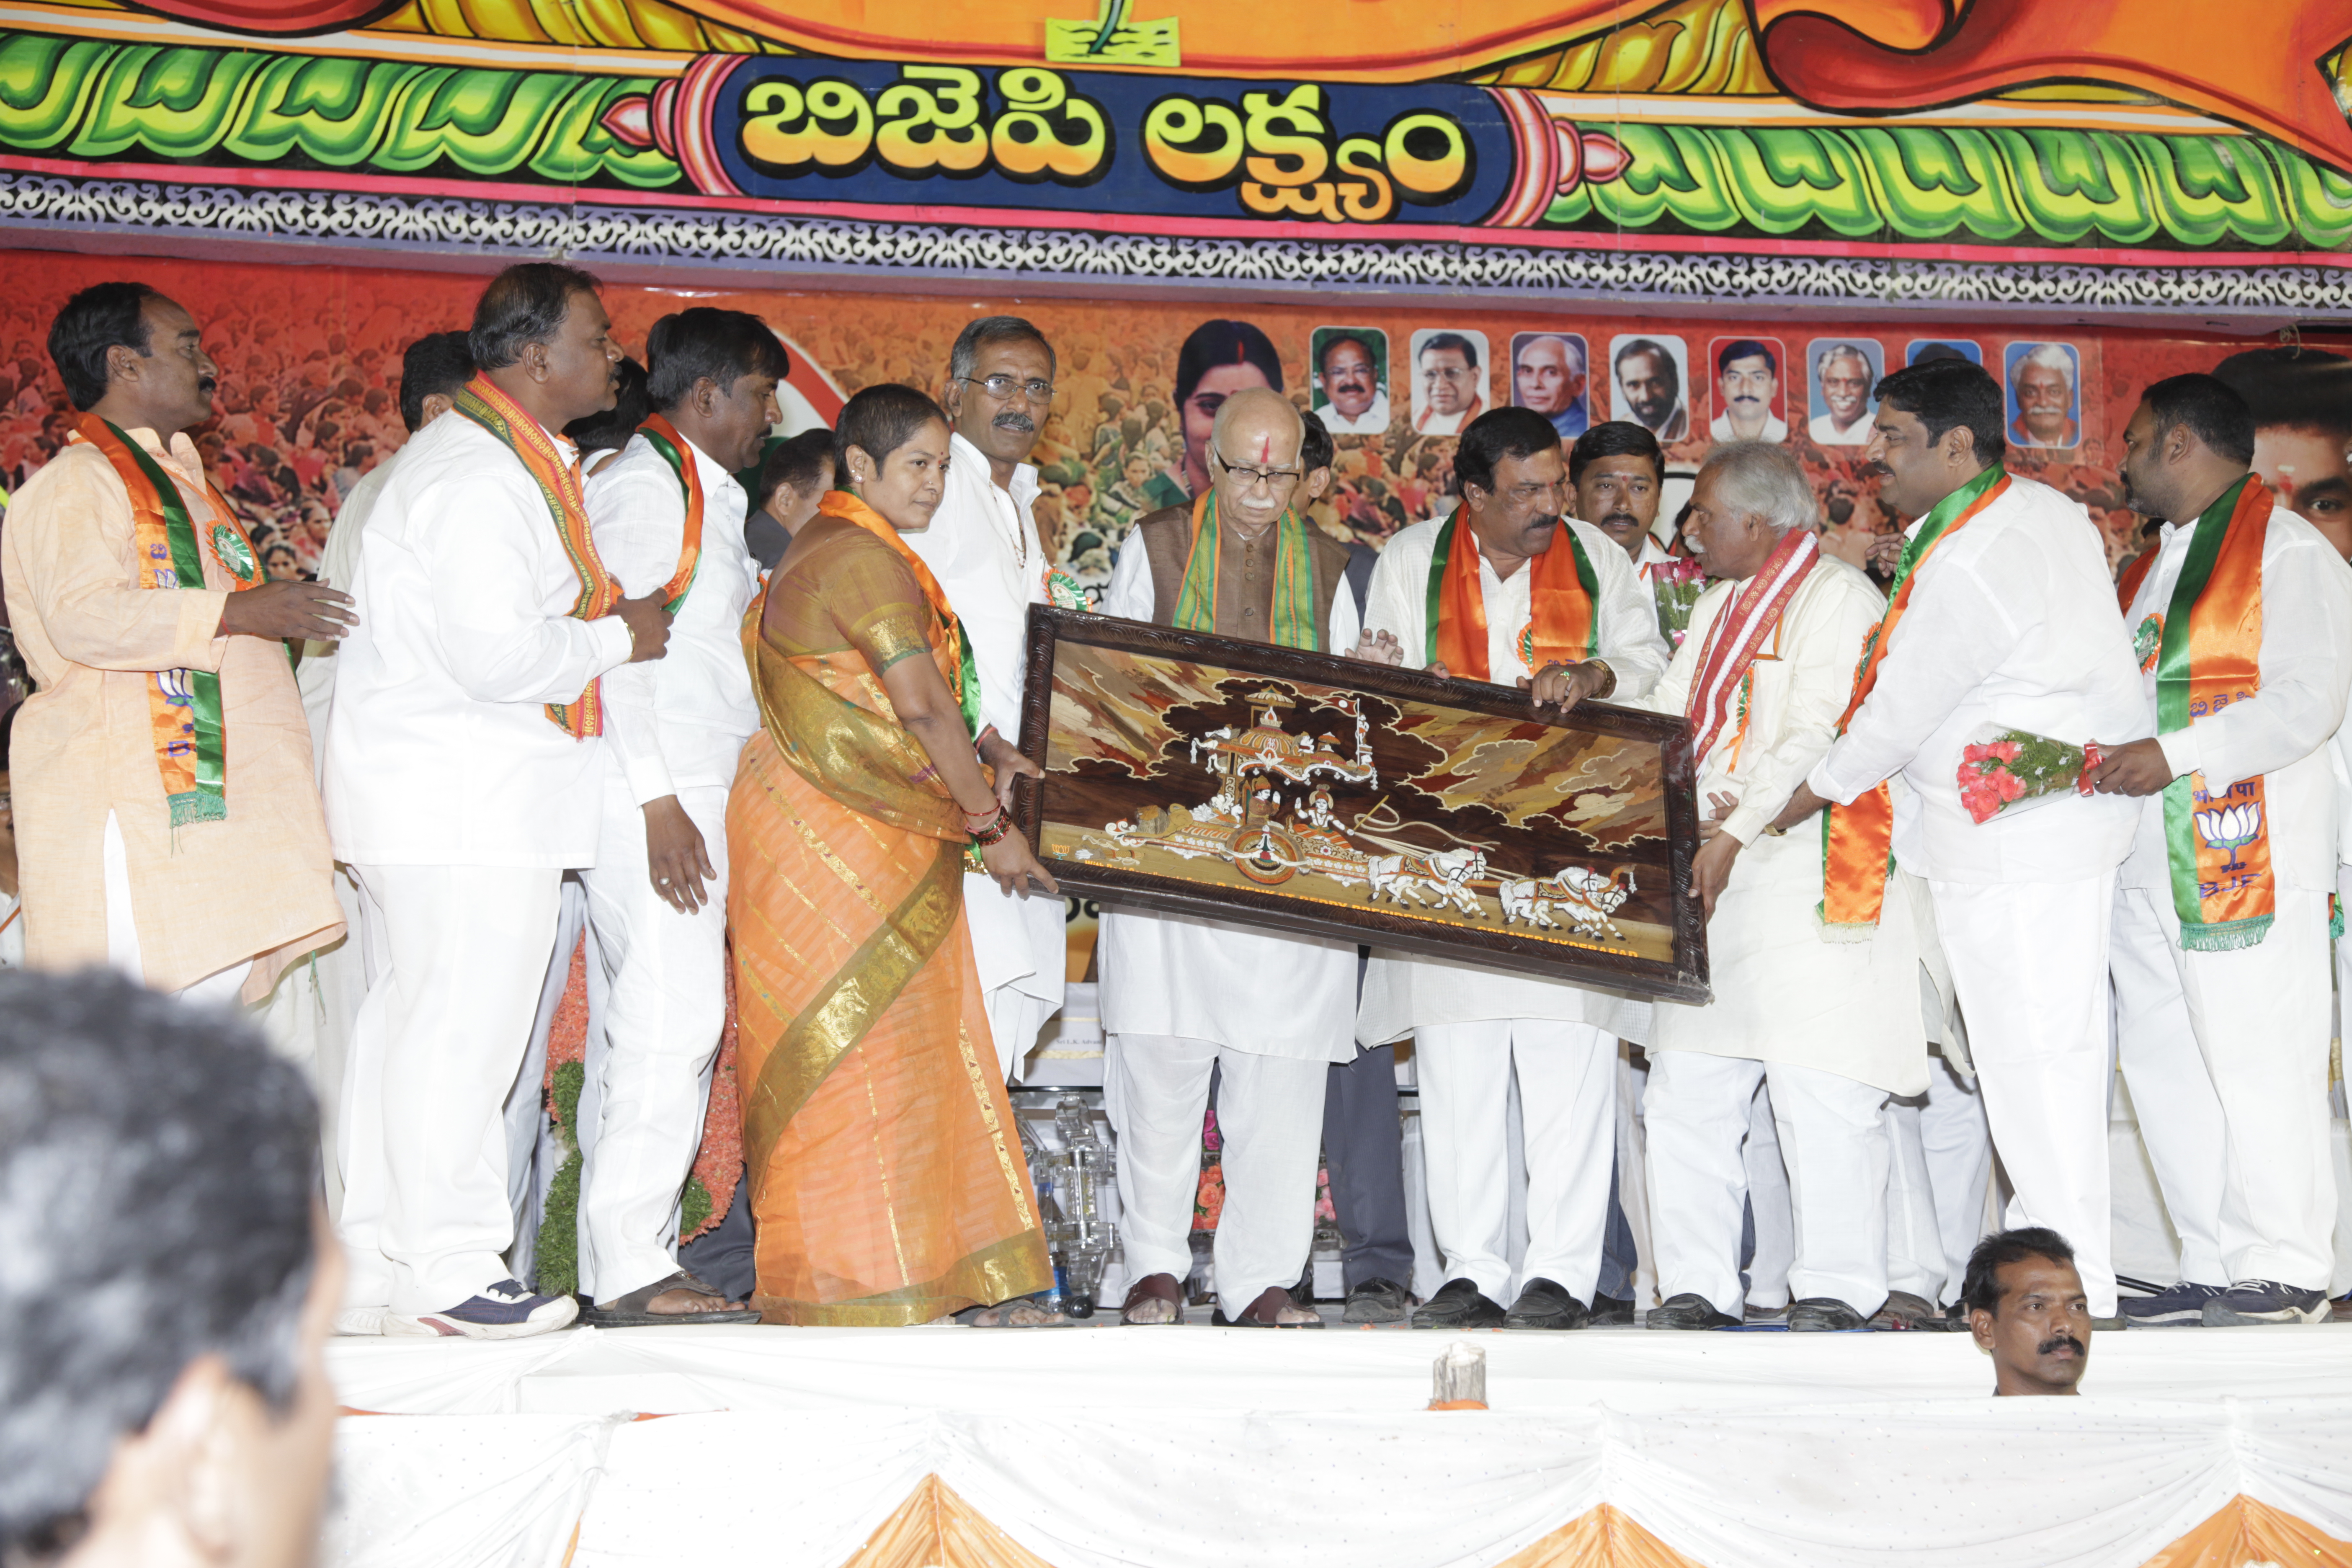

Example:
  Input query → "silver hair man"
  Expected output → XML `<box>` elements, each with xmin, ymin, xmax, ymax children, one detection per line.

<box><xmin>1698</xmin><ymin>439</ymin><xmax>1817</xmax><ymax>534</ymax></box>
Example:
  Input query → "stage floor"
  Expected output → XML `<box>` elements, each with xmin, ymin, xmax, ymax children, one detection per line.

<box><xmin>322</xmin><ymin>1319</ymin><xmax>2352</xmax><ymax>1568</ymax></box>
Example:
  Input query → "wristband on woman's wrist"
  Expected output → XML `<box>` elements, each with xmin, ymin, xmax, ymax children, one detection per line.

<box><xmin>969</xmin><ymin>806</ymin><xmax>1012</xmax><ymax>847</ymax></box>
<box><xmin>975</xmin><ymin>725</ymin><xmax>1001</xmax><ymax>761</ymax></box>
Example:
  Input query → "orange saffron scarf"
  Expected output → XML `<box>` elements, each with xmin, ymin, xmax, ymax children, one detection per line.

<box><xmin>2130</xmin><ymin>474</ymin><xmax>2275</xmax><ymax>951</ymax></box>
<box><xmin>451</xmin><ymin>374</ymin><xmax>621</xmax><ymax>737</ymax></box>
<box><xmin>75</xmin><ymin>416</ymin><xmax>263</xmax><ymax>825</ymax></box>
<box><xmin>1821</xmin><ymin>465</ymin><xmax>2010</xmax><ymax>930</ymax></box>
<box><xmin>1427</xmin><ymin>511</ymin><xmax>1598</xmax><ymax>681</ymax></box>
<box><xmin>635</xmin><ymin>413</ymin><xmax>706</xmax><ymax>614</ymax></box>
<box><xmin>815</xmin><ymin>489</ymin><xmax>979</xmax><ymax>736</ymax></box>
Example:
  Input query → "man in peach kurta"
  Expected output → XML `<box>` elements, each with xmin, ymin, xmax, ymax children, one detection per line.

<box><xmin>1</xmin><ymin>283</ymin><xmax>349</xmax><ymax>1003</ymax></box>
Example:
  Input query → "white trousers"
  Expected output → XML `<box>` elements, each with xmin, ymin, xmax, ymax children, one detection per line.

<box><xmin>1742</xmin><ymin>1081</ymin><xmax>1796</xmax><ymax>1310</ymax></box>
<box><xmin>503</xmin><ymin>875</ymin><xmax>591</xmax><ymax>1285</ymax></box>
<box><xmin>1645</xmin><ymin>1051</ymin><xmax>1891</xmax><ymax>1316</ymax></box>
<box><xmin>1884</xmin><ymin>1049</ymin><xmax>1994</xmax><ymax>1306</ymax></box>
<box><xmin>1416</xmin><ymin>1019</ymin><xmax>1617</xmax><ymax>1305</ymax></box>
<box><xmin>1105</xmin><ymin>1034</ymin><xmax>1327</xmax><ymax>1320</ymax></box>
<box><xmin>338</xmin><ymin>863</ymin><xmax>563</xmax><ymax>1315</ymax></box>
<box><xmin>1931</xmin><ymin>871</ymin><xmax>2119</xmax><ymax>1317</ymax></box>
<box><xmin>2113</xmin><ymin>882</ymin><xmax>2337</xmax><ymax>1290</ymax></box>
<box><xmin>575</xmin><ymin>781</ymin><xmax>730</xmax><ymax>1302</ymax></box>
<box><xmin>102</xmin><ymin>810</ymin><xmax>251</xmax><ymax>1006</ymax></box>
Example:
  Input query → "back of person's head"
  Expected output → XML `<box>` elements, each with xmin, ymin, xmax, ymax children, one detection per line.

<box><xmin>2140</xmin><ymin>372</ymin><xmax>2256</xmax><ymax>467</ymax></box>
<box><xmin>1874</xmin><ymin>358</ymin><xmax>2006</xmax><ymax>465</ymax></box>
<box><xmin>643</xmin><ymin>308</ymin><xmax>789</xmax><ymax>413</ymax></box>
<box><xmin>469</xmin><ymin>261</ymin><xmax>601</xmax><ymax>373</ymax></box>
<box><xmin>2210</xmin><ymin>346</ymin><xmax>2352</xmax><ymax>440</ymax></box>
<box><xmin>949</xmin><ymin>315</ymin><xmax>1056</xmax><ymax>381</ymax></box>
<box><xmin>397</xmin><ymin>330</ymin><xmax>475</xmax><ymax>434</ymax></box>
<box><xmin>1174</xmin><ymin>320</ymin><xmax>1283</xmax><ymax>408</ymax></box>
<box><xmin>1455</xmin><ymin>406</ymin><xmax>1561</xmax><ymax>497</ymax></box>
<box><xmin>1568</xmin><ymin>420</ymin><xmax>1665</xmax><ymax>484</ymax></box>
<box><xmin>562</xmin><ymin>357</ymin><xmax>647</xmax><ymax>456</ymax></box>
<box><xmin>1961</xmin><ymin>1226</ymin><xmax>2074</xmax><ymax>1315</ymax></box>
<box><xmin>47</xmin><ymin>282</ymin><xmax>163</xmax><ymax>413</ymax></box>
<box><xmin>1298</xmin><ymin>408</ymin><xmax>1334</xmax><ymax>475</ymax></box>
<box><xmin>836</xmin><ymin>383</ymin><xmax>948</xmax><ymax>474</ymax></box>
<box><xmin>758</xmin><ymin>427</ymin><xmax>840</xmax><ymax>504</ymax></box>
<box><xmin>0</xmin><ymin>970</ymin><xmax>325</xmax><ymax>1565</ymax></box>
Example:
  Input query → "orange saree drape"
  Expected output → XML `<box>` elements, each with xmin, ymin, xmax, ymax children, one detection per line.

<box><xmin>726</xmin><ymin>506</ymin><xmax>1050</xmax><ymax>1325</ymax></box>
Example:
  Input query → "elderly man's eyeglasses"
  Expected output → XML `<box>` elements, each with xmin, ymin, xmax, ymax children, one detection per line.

<box><xmin>958</xmin><ymin>374</ymin><xmax>1056</xmax><ymax>405</ymax></box>
<box><xmin>1213</xmin><ymin>448</ymin><xmax>1302</xmax><ymax>491</ymax></box>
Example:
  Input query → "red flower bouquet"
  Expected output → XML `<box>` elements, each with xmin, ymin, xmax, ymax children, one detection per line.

<box><xmin>1957</xmin><ymin>726</ymin><xmax>2105</xmax><ymax>825</ymax></box>
<box><xmin>1651</xmin><ymin>557</ymin><xmax>1709</xmax><ymax>649</ymax></box>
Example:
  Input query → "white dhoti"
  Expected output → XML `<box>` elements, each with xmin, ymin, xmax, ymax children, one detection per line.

<box><xmin>1930</xmin><ymin>869</ymin><xmax>2120</xmax><ymax>1317</ymax></box>
<box><xmin>1645</xmin><ymin>1051</ymin><xmax>1891</xmax><ymax>1315</ymax></box>
<box><xmin>1099</xmin><ymin>905</ymin><xmax>1354</xmax><ymax>1320</ymax></box>
<box><xmin>2114</xmin><ymin>881</ymin><xmax>2337</xmax><ymax>1291</ymax></box>
<box><xmin>1885</xmin><ymin>1049</ymin><xmax>1993</xmax><ymax>1306</ymax></box>
<box><xmin>1415</xmin><ymin>1019</ymin><xmax>1619</xmax><ymax>1305</ymax></box>
<box><xmin>339</xmin><ymin>862</ymin><xmax>563</xmax><ymax>1315</ymax></box>
<box><xmin>965</xmin><ymin>874</ymin><xmax>1067</xmax><ymax>1080</ymax></box>
<box><xmin>1104</xmin><ymin>1034</ymin><xmax>1328</xmax><ymax>1319</ymax></box>
<box><xmin>102</xmin><ymin>810</ymin><xmax>253</xmax><ymax>1007</ymax></box>
<box><xmin>574</xmin><ymin>778</ymin><xmax>731</xmax><ymax>1302</ymax></box>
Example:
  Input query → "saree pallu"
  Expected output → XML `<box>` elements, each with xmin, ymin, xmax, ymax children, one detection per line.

<box><xmin>727</xmin><ymin>558</ymin><xmax>1049</xmax><ymax>1324</ymax></box>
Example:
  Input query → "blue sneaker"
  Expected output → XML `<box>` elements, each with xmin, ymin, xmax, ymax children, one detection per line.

<box><xmin>2118</xmin><ymin>1281</ymin><xmax>2226</xmax><ymax>1327</ymax></box>
<box><xmin>385</xmin><ymin>1279</ymin><xmax>579</xmax><ymax>1340</ymax></box>
<box><xmin>2202</xmin><ymin>1280</ymin><xmax>2332</xmax><ymax>1327</ymax></box>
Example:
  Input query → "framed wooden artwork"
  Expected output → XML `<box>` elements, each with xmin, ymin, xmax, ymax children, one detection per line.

<box><xmin>1014</xmin><ymin>607</ymin><xmax>1710</xmax><ymax>1003</ymax></box>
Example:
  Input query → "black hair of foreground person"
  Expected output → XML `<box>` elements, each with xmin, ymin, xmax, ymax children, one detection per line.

<box><xmin>1963</xmin><ymin>1227</ymin><xmax>2091</xmax><ymax>1397</ymax></box>
<box><xmin>0</xmin><ymin>970</ymin><xmax>330</xmax><ymax>1565</ymax></box>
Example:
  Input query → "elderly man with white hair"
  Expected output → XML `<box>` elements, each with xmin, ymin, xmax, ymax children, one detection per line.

<box><xmin>1635</xmin><ymin>442</ymin><xmax>1931</xmax><ymax>1331</ymax></box>
<box><xmin>1098</xmin><ymin>385</ymin><xmax>1358</xmax><ymax>1329</ymax></box>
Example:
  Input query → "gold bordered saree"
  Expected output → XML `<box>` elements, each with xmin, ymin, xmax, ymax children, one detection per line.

<box><xmin>726</xmin><ymin>505</ymin><xmax>1050</xmax><ymax>1325</ymax></box>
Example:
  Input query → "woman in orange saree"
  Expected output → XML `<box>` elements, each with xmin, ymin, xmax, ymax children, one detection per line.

<box><xmin>727</xmin><ymin>385</ymin><xmax>1058</xmax><ymax>1325</ymax></box>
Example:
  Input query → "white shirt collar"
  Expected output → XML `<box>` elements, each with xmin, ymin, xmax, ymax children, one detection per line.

<box><xmin>950</xmin><ymin>429</ymin><xmax>1039</xmax><ymax>510</ymax></box>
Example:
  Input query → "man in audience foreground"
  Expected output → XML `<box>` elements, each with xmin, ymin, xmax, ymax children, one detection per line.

<box><xmin>1965</xmin><ymin>1228</ymin><xmax>2091</xmax><ymax>1396</ymax></box>
<box><xmin>0</xmin><ymin>969</ymin><xmax>340</xmax><ymax>1567</ymax></box>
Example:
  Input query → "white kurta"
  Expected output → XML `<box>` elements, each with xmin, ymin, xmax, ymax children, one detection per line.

<box><xmin>1635</xmin><ymin>555</ymin><xmax>1929</xmax><ymax>1095</ymax></box>
<box><xmin>1315</xmin><ymin>393</ymin><xmax>1392</xmax><ymax>437</ymax></box>
<box><xmin>2112</xmin><ymin>499</ymin><xmax>2352</xmax><ymax>1293</ymax></box>
<box><xmin>1355</xmin><ymin>514</ymin><xmax>1671</xmax><ymax>1044</ymax></box>
<box><xmin>1095</xmin><ymin>538</ymin><xmax>1362</xmax><ymax>1062</ymax></box>
<box><xmin>904</xmin><ymin>431</ymin><xmax>1066</xmax><ymax>1076</ymax></box>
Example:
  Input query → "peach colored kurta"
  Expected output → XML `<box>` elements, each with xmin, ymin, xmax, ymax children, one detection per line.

<box><xmin>1</xmin><ymin>426</ymin><xmax>342</xmax><ymax>999</ymax></box>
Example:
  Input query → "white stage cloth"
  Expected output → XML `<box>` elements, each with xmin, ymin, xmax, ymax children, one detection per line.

<box><xmin>323</xmin><ymin>1327</ymin><xmax>2352</xmax><ymax>1568</ymax></box>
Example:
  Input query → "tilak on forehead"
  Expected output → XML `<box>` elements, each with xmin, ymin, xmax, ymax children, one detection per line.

<box><xmin>1256</xmin><ymin>431</ymin><xmax>1271</xmax><ymax>462</ymax></box>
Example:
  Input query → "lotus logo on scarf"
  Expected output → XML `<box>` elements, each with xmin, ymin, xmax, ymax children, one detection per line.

<box><xmin>2193</xmin><ymin>801</ymin><xmax>2263</xmax><ymax>873</ymax></box>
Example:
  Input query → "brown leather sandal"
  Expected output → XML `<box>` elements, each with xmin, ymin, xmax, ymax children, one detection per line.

<box><xmin>1214</xmin><ymin>1284</ymin><xmax>1326</xmax><ymax>1328</ymax></box>
<box><xmin>1120</xmin><ymin>1271</ymin><xmax>1184</xmax><ymax>1325</ymax></box>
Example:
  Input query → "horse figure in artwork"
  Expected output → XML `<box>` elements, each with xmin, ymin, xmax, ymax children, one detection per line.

<box><xmin>1365</xmin><ymin>847</ymin><xmax>1488</xmax><ymax>915</ymax></box>
<box><xmin>1499</xmin><ymin>867</ymin><xmax>1638</xmax><ymax>942</ymax></box>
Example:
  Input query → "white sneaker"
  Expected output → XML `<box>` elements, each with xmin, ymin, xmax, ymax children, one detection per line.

<box><xmin>384</xmin><ymin>1279</ymin><xmax>579</xmax><ymax>1341</ymax></box>
<box><xmin>332</xmin><ymin>1305</ymin><xmax>388</xmax><ymax>1337</ymax></box>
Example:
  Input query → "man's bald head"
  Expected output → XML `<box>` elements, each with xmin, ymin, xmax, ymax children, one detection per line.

<box><xmin>1207</xmin><ymin>385</ymin><xmax>1305</xmax><ymax>534</ymax></box>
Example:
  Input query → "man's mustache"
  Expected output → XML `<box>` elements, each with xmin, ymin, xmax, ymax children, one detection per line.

<box><xmin>993</xmin><ymin>411</ymin><xmax>1035</xmax><ymax>433</ymax></box>
<box><xmin>1730</xmin><ymin>393</ymin><xmax>1762</xmax><ymax>407</ymax></box>
<box><xmin>2037</xmin><ymin>1334</ymin><xmax>2085</xmax><ymax>1358</ymax></box>
<box><xmin>1864</xmin><ymin>460</ymin><xmax>1893</xmax><ymax>480</ymax></box>
<box><xmin>1602</xmin><ymin>511</ymin><xmax>1640</xmax><ymax>529</ymax></box>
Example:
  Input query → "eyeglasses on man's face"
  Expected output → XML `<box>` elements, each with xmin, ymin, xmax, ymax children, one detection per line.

<box><xmin>1213</xmin><ymin>447</ymin><xmax>1302</xmax><ymax>493</ymax></box>
<box><xmin>959</xmin><ymin>374</ymin><xmax>1056</xmax><ymax>405</ymax></box>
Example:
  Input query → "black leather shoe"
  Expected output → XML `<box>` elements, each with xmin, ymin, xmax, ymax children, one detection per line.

<box><xmin>1787</xmin><ymin>1296</ymin><xmax>1868</xmax><ymax>1331</ymax></box>
<box><xmin>1341</xmin><ymin>1277</ymin><xmax>1411</xmax><ymax>1324</ymax></box>
<box><xmin>1588</xmin><ymin>1291</ymin><xmax>1637</xmax><ymax>1326</ymax></box>
<box><xmin>1645</xmin><ymin>1291</ymin><xmax>1740</xmax><ymax>1330</ymax></box>
<box><xmin>1411</xmin><ymin>1277</ymin><xmax>1507</xmax><ymax>1329</ymax></box>
<box><xmin>1503</xmin><ymin>1277</ymin><xmax>1589</xmax><ymax>1331</ymax></box>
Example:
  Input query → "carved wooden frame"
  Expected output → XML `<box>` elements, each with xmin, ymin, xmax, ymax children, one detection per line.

<box><xmin>1014</xmin><ymin>606</ymin><xmax>1709</xmax><ymax>1003</ymax></box>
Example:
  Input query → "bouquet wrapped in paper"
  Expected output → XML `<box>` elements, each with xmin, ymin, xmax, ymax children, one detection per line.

<box><xmin>1650</xmin><ymin>556</ymin><xmax>1708</xmax><ymax>649</ymax></box>
<box><xmin>1957</xmin><ymin>726</ymin><xmax>2106</xmax><ymax>825</ymax></box>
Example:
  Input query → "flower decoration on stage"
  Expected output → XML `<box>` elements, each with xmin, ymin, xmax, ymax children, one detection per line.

<box><xmin>2194</xmin><ymin>800</ymin><xmax>2264</xmax><ymax>873</ymax></box>
<box><xmin>2134</xmin><ymin>614</ymin><xmax>2163</xmax><ymax>673</ymax></box>
<box><xmin>1650</xmin><ymin>557</ymin><xmax>1709</xmax><ymax>649</ymax></box>
<box><xmin>1957</xmin><ymin>726</ymin><xmax>2104</xmax><ymax>825</ymax></box>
